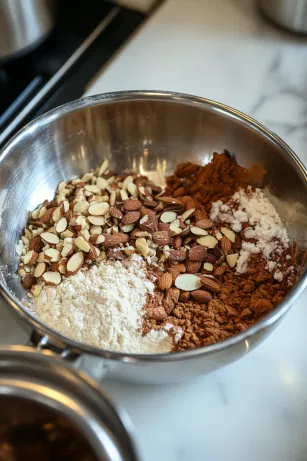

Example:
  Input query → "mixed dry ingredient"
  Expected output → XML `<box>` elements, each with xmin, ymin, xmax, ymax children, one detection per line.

<box><xmin>16</xmin><ymin>153</ymin><xmax>304</xmax><ymax>353</ymax></box>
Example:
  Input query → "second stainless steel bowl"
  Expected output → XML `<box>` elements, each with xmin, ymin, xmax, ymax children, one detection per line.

<box><xmin>0</xmin><ymin>91</ymin><xmax>306</xmax><ymax>384</ymax></box>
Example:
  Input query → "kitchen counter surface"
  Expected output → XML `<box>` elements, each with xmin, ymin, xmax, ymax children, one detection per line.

<box><xmin>2</xmin><ymin>1</ymin><xmax>307</xmax><ymax>460</ymax></box>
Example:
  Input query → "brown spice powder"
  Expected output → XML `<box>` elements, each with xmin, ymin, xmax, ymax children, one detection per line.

<box><xmin>142</xmin><ymin>154</ymin><xmax>300</xmax><ymax>352</ymax></box>
<box><xmin>165</xmin><ymin>152</ymin><xmax>266</xmax><ymax>212</ymax></box>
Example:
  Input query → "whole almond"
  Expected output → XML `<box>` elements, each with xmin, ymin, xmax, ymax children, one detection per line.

<box><xmin>123</xmin><ymin>199</ymin><xmax>142</xmax><ymax>211</ymax></box>
<box><xmin>66</xmin><ymin>252</ymin><xmax>84</xmax><ymax>275</ymax></box>
<box><xmin>152</xmin><ymin>230</ymin><xmax>171</xmax><ymax>246</ymax></box>
<box><xmin>189</xmin><ymin>245</ymin><xmax>207</xmax><ymax>261</ymax></box>
<box><xmin>171</xmin><ymin>263</ymin><xmax>186</xmax><ymax>273</ymax></box>
<box><xmin>146</xmin><ymin>306</ymin><xmax>167</xmax><ymax>320</ymax></box>
<box><xmin>179</xmin><ymin>291</ymin><xmax>190</xmax><ymax>302</ymax></box>
<box><xmin>168</xmin><ymin>267</ymin><xmax>180</xmax><ymax>283</ymax></box>
<box><xmin>195</xmin><ymin>209</ymin><xmax>208</xmax><ymax>221</ymax></box>
<box><xmin>103</xmin><ymin>233</ymin><xmax>129</xmax><ymax>247</ymax></box>
<box><xmin>174</xmin><ymin>236</ymin><xmax>182</xmax><ymax>250</ymax></box>
<box><xmin>158</xmin><ymin>272</ymin><xmax>173</xmax><ymax>290</ymax></box>
<box><xmin>191</xmin><ymin>290</ymin><xmax>212</xmax><ymax>303</ymax></box>
<box><xmin>169</xmin><ymin>249</ymin><xmax>186</xmax><ymax>262</ymax></box>
<box><xmin>173</xmin><ymin>186</ymin><xmax>185</xmax><ymax>197</ymax></box>
<box><xmin>185</xmin><ymin>198</ymin><xmax>197</xmax><ymax>210</ymax></box>
<box><xmin>140</xmin><ymin>214</ymin><xmax>158</xmax><ymax>233</ymax></box>
<box><xmin>200</xmin><ymin>276</ymin><xmax>221</xmax><ymax>292</ymax></box>
<box><xmin>122</xmin><ymin>211</ymin><xmax>140</xmax><ymax>225</ymax></box>
<box><xmin>159</xmin><ymin>197</ymin><xmax>183</xmax><ymax>206</ymax></box>
<box><xmin>213</xmin><ymin>266</ymin><xmax>226</xmax><ymax>277</ymax></box>
<box><xmin>221</xmin><ymin>235</ymin><xmax>232</xmax><ymax>254</ymax></box>
<box><xmin>195</xmin><ymin>219</ymin><xmax>213</xmax><ymax>229</ymax></box>
<box><xmin>185</xmin><ymin>260</ymin><xmax>201</xmax><ymax>273</ymax></box>
<box><xmin>22</xmin><ymin>274</ymin><xmax>36</xmax><ymax>289</ymax></box>
<box><xmin>110</xmin><ymin>207</ymin><xmax>123</xmax><ymax>219</ymax></box>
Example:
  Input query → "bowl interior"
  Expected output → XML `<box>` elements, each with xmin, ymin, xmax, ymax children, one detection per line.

<box><xmin>0</xmin><ymin>92</ymin><xmax>306</xmax><ymax>335</ymax></box>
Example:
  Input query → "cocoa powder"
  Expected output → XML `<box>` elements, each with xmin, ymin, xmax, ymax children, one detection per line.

<box><xmin>142</xmin><ymin>154</ymin><xmax>301</xmax><ymax>352</ymax></box>
<box><xmin>165</xmin><ymin>152</ymin><xmax>266</xmax><ymax>212</ymax></box>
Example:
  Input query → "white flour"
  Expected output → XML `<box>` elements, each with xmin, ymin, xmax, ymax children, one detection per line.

<box><xmin>29</xmin><ymin>254</ymin><xmax>173</xmax><ymax>354</ymax></box>
<box><xmin>210</xmin><ymin>187</ymin><xmax>290</xmax><ymax>280</ymax></box>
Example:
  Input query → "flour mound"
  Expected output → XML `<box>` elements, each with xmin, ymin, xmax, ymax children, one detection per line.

<box><xmin>29</xmin><ymin>254</ymin><xmax>172</xmax><ymax>354</ymax></box>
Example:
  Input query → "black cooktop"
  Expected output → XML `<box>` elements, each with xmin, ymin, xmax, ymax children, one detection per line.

<box><xmin>0</xmin><ymin>0</ymin><xmax>146</xmax><ymax>148</ymax></box>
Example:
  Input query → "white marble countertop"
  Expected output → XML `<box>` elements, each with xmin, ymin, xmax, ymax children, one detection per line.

<box><xmin>2</xmin><ymin>0</ymin><xmax>307</xmax><ymax>460</ymax></box>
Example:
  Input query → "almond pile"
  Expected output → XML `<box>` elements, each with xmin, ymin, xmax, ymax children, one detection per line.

<box><xmin>17</xmin><ymin>158</ymin><xmax>242</xmax><ymax>303</ymax></box>
<box><xmin>17</xmin><ymin>153</ymin><xmax>303</xmax><ymax>352</ymax></box>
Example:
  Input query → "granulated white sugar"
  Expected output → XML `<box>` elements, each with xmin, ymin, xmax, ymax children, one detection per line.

<box><xmin>210</xmin><ymin>187</ymin><xmax>290</xmax><ymax>280</ymax></box>
<box><xmin>29</xmin><ymin>254</ymin><xmax>174</xmax><ymax>354</ymax></box>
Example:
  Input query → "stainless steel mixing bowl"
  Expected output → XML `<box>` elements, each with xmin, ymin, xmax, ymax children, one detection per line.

<box><xmin>0</xmin><ymin>91</ymin><xmax>306</xmax><ymax>384</ymax></box>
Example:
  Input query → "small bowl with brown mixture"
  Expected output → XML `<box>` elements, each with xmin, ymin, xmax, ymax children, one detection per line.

<box><xmin>0</xmin><ymin>91</ymin><xmax>306</xmax><ymax>384</ymax></box>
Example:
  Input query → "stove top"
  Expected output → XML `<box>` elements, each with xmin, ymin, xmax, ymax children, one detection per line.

<box><xmin>0</xmin><ymin>0</ymin><xmax>146</xmax><ymax>148</ymax></box>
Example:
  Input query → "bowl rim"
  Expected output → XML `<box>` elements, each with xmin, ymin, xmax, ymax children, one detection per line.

<box><xmin>0</xmin><ymin>89</ymin><xmax>306</xmax><ymax>362</ymax></box>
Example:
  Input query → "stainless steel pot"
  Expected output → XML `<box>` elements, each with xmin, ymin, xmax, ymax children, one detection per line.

<box><xmin>0</xmin><ymin>91</ymin><xmax>306</xmax><ymax>384</ymax></box>
<box><xmin>258</xmin><ymin>0</ymin><xmax>307</xmax><ymax>34</ymax></box>
<box><xmin>0</xmin><ymin>0</ymin><xmax>56</xmax><ymax>62</ymax></box>
<box><xmin>0</xmin><ymin>346</ymin><xmax>138</xmax><ymax>460</ymax></box>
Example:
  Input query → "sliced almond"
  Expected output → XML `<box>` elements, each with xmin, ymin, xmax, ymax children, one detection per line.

<box><xmin>73</xmin><ymin>201</ymin><xmax>89</xmax><ymax>213</ymax></box>
<box><xmin>55</xmin><ymin>217</ymin><xmax>67</xmax><ymax>233</ymax></box>
<box><xmin>37</xmin><ymin>252</ymin><xmax>45</xmax><ymax>263</ymax></box>
<box><xmin>110</xmin><ymin>190</ymin><xmax>116</xmax><ymax>206</ymax></box>
<box><xmin>221</xmin><ymin>227</ymin><xmax>236</xmax><ymax>243</ymax></box>
<box><xmin>216</xmin><ymin>231</ymin><xmax>223</xmax><ymax>240</ymax></box>
<box><xmin>85</xmin><ymin>184</ymin><xmax>101</xmax><ymax>194</ymax></box>
<box><xmin>90</xmin><ymin>225</ymin><xmax>102</xmax><ymax>235</ymax></box>
<box><xmin>90</xmin><ymin>235</ymin><xmax>105</xmax><ymax>245</ymax></box>
<box><xmin>136</xmin><ymin>237</ymin><xmax>150</xmax><ymax>258</ymax></box>
<box><xmin>127</xmin><ymin>182</ymin><xmax>138</xmax><ymax>196</ymax></box>
<box><xmin>41</xmin><ymin>232</ymin><xmax>60</xmax><ymax>245</ymax></box>
<box><xmin>122</xmin><ymin>224</ymin><xmax>134</xmax><ymax>233</ymax></box>
<box><xmin>98</xmin><ymin>159</ymin><xmax>109</xmax><ymax>176</ymax></box>
<box><xmin>80</xmin><ymin>229</ymin><xmax>90</xmax><ymax>241</ymax></box>
<box><xmin>122</xmin><ymin>175</ymin><xmax>134</xmax><ymax>189</ymax></box>
<box><xmin>61</xmin><ymin>200</ymin><xmax>70</xmax><ymax>213</ymax></box>
<box><xmin>66</xmin><ymin>252</ymin><xmax>84</xmax><ymax>275</ymax></box>
<box><xmin>203</xmin><ymin>262</ymin><xmax>213</xmax><ymax>272</ymax></box>
<box><xmin>226</xmin><ymin>253</ymin><xmax>238</xmax><ymax>268</ymax></box>
<box><xmin>23</xmin><ymin>250</ymin><xmax>38</xmax><ymax>265</ymax></box>
<box><xmin>120</xmin><ymin>189</ymin><xmax>129</xmax><ymax>201</ymax></box>
<box><xmin>61</xmin><ymin>229</ymin><xmax>74</xmax><ymax>238</ymax></box>
<box><xmin>88</xmin><ymin>216</ymin><xmax>106</xmax><ymax>225</ymax></box>
<box><xmin>34</xmin><ymin>262</ymin><xmax>46</xmax><ymax>278</ymax></box>
<box><xmin>31</xmin><ymin>284</ymin><xmax>42</xmax><ymax>297</ymax></box>
<box><xmin>61</xmin><ymin>243</ymin><xmax>74</xmax><ymax>257</ymax></box>
<box><xmin>169</xmin><ymin>219</ymin><xmax>182</xmax><ymax>235</ymax></box>
<box><xmin>190</xmin><ymin>226</ymin><xmax>208</xmax><ymax>236</ymax></box>
<box><xmin>58</xmin><ymin>264</ymin><xmax>67</xmax><ymax>275</ymax></box>
<box><xmin>181</xmin><ymin>208</ymin><xmax>195</xmax><ymax>221</ymax></box>
<box><xmin>52</xmin><ymin>207</ymin><xmax>62</xmax><ymax>223</ymax></box>
<box><xmin>42</xmin><ymin>271</ymin><xmax>62</xmax><ymax>285</ymax></box>
<box><xmin>44</xmin><ymin>248</ymin><xmax>61</xmax><ymax>262</ymax></box>
<box><xmin>160</xmin><ymin>211</ymin><xmax>177</xmax><ymax>223</ymax></box>
<box><xmin>175</xmin><ymin>274</ymin><xmax>202</xmax><ymax>291</ymax></box>
<box><xmin>88</xmin><ymin>202</ymin><xmax>109</xmax><ymax>216</ymax></box>
<box><xmin>96</xmin><ymin>177</ymin><xmax>109</xmax><ymax>189</ymax></box>
<box><xmin>197</xmin><ymin>235</ymin><xmax>218</xmax><ymax>249</ymax></box>
<box><xmin>74</xmin><ymin>236</ymin><xmax>91</xmax><ymax>252</ymax></box>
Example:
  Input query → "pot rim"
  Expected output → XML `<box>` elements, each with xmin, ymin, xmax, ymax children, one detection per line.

<box><xmin>0</xmin><ymin>89</ymin><xmax>306</xmax><ymax>362</ymax></box>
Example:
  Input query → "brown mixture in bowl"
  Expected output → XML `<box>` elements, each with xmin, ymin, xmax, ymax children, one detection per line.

<box><xmin>16</xmin><ymin>153</ymin><xmax>305</xmax><ymax>353</ymax></box>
